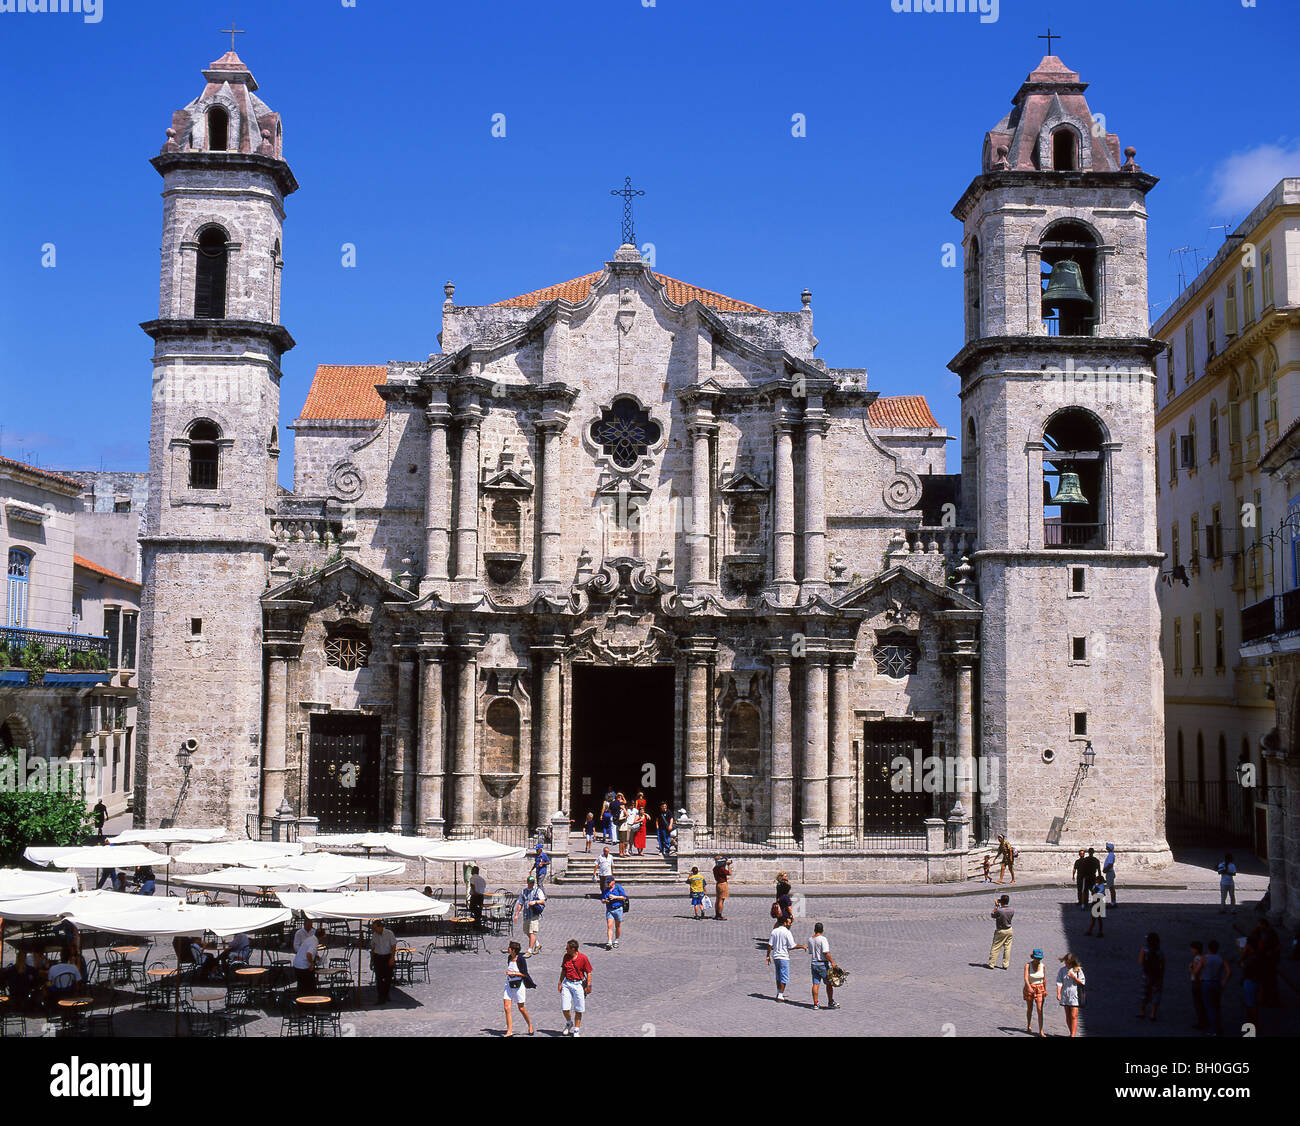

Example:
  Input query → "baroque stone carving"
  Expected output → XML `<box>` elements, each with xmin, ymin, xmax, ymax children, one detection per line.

<box><xmin>328</xmin><ymin>460</ymin><xmax>365</xmax><ymax>503</ymax></box>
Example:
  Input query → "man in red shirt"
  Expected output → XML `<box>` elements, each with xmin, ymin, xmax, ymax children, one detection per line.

<box><xmin>558</xmin><ymin>938</ymin><xmax>594</xmax><ymax>1037</ymax></box>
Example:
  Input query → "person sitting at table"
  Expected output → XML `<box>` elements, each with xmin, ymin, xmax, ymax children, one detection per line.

<box><xmin>422</xmin><ymin>886</ymin><xmax>435</xmax><ymax>899</ymax></box>
<box><xmin>134</xmin><ymin>865</ymin><xmax>156</xmax><ymax>896</ymax></box>
<box><xmin>2</xmin><ymin>951</ymin><xmax>38</xmax><ymax>1010</ymax></box>
<box><xmin>219</xmin><ymin>933</ymin><xmax>252</xmax><ymax>972</ymax></box>
<box><xmin>468</xmin><ymin>866</ymin><xmax>487</xmax><ymax>926</ymax></box>
<box><xmin>47</xmin><ymin>948</ymin><xmax>84</xmax><ymax>999</ymax></box>
<box><xmin>189</xmin><ymin>937</ymin><xmax>223</xmax><ymax>981</ymax></box>
<box><xmin>109</xmin><ymin>870</ymin><xmax>128</xmax><ymax>893</ymax></box>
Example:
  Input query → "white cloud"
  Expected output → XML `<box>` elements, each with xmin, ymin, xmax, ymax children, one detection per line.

<box><xmin>1209</xmin><ymin>141</ymin><xmax>1300</xmax><ymax>215</ymax></box>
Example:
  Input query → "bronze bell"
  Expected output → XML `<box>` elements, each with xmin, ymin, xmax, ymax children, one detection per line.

<box><xmin>1048</xmin><ymin>471</ymin><xmax>1088</xmax><ymax>506</ymax></box>
<box><xmin>1041</xmin><ymin>259</ymin><xmax>1092</xmax><ymax>311</ymax></box>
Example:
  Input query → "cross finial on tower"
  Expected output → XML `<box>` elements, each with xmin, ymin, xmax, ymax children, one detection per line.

<box><xmin>610</xmin><ymin>177</ymin><xmax>645</xmax><ymax>246</ymax></box>
<box><xmin>220</xmin><ymin>20</ymin><xmax>245</xmax><ymax>53</ymax></box>
<box><xmin>1037</xmin><ymin>27</ymin><xmax>1059</xmax><ymax>55</ymax></box>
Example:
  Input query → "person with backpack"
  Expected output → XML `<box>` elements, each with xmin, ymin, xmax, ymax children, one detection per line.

<box><xmin>532</xmin><ymin>841</ymin><xmax>551</xmax><ymax>889</ymax></box>
<box><xmin>1137</xmin><ymin>931</ymin><xmax>1164</xmax><ymax>1021</ymax></box>
<box><xmin>685</xmin><ymin>866</ymin><xmax>708</xmax><ymax>920</ymax></box>
<box><xmin>1055</xmin><ymin>953</ymin><xmax>1085</xmax><ymax>1037</ymax></box>
<box><xmin>1201</xmin><ymin>939</ymin><xmax>1231</xmax><ymax>1036</ymax></box>
<box><xmin>502</xmin><ymin>940</ymin><xmax>534</xmax><ymax>1036</ymax></box>
<box><xmin>602</xmin><ymin>878</ymin><xmax>628</xmax><ymax>950</ymax></box>
<box><xmin>513</xmin><ymin>874</ymin><xmax>546</xmax><ymax>957</ymax></box>
<box><xmin>1217</xmin><ymin>853</ymin><xmax>1237</xmax><ymax>913</ymax></box>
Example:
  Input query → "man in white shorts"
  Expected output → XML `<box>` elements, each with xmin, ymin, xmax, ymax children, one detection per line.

<box><xmin>557</xmin><ymin>938</ymin><xmax>594</xmax><ymax>1037</ymax></box>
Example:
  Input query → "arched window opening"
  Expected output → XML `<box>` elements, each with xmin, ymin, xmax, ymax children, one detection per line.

<box><xmin>482</xmin><ymin>698</ymin><xmax>521</xmax><ymax>774</ymax></box>
<box><xmin>1176</xmin><ymin>730</ymin><xmax>1185</xmax><ymax>786</ymax></box>
<box><xmin>1040</xmin><ymin>220</ymin><xmax>1097</xmax><ymax>337</ymax></box>
<box><xmin>188</xmin><ymin>421</ymin><xmax>220</xmax><ymax>490</ymax></box>
<box><xmin>1195</xmin><ymin>733</ymin><xmax>1206</xmax><ymax>808</ymax></box>
<box><xmin>965</xmin><ymin>236</ymin><xmax>981</xmax><ymax>338</ymax></box>
<box><xmin>207</xmin><ymin>106</ymin><xmax>229</xmax><ymax>152</ymax></box>
<box><xmin>6</xmin><ymin>548</ymin><xmax>31</xmax><ymax>628</ymax></box>
<box><xmin>731</xmin><ymin>500</ymin><xmax>761</xmax><ymax>554</ymax></box>
<box><xmin>1051</xmin><ymin>127</ymin><xmax>1078</xmax><ymax>171</ymax></box>
<box><xmin>1043</xmin><ymin>408</ymin><xmax>1105</xmax><ymax>548</ymax></box>
<box><xmin>194</xmin><ymin>227</ymin><xmax>228</xmax><ymax>319</ymax></box>
<box><xmin>724</xmin><ymin>701</ymin><xmax>761</xmax><ymax>775</ymax></box>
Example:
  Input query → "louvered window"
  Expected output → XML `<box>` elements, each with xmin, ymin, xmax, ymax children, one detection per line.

<box><xmin>195</xmin><ymin>228</ymin><xmax>228</xmax><ymax>318</ymax></box>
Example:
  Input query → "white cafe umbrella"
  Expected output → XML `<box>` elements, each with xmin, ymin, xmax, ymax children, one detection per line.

<box><xmin>284</xmin><ymin>852</ymin><xmax>406</xmax><ymax>889</ymax></box>
<box><xmin>388</xmin><ymin>837</ymin><xmax>527</xmax><ymax>904</ymax></box>
<box><xmin>0</xmin><ymin>868</ymin><xmax>78</xmax><ymax>900</ymax></box>
<box><xmin>0</xmin><ymin>889</ymin><xmax>181</xmax><ymax>924</ymax></box>
<box><xmin>110</xmin><ymin>827</ymin><xmax>228</xmax><ymax>845</ymax></box>
<box><xmin>184</xmin><ymin>867</ymin><xmax>356</xmax><ymax>893</ymax></box>
<box><xmin>68</xmin><ymin>900</ymin><xmax>292</xmax><ymax>940</ymax></box>
<box><xmin>172</xmin><ymin>841</ymin><xmax>302</xmax><ymax>867</ymax></box>
<box><xmin>24</xmin><ymin>845</ymin><xmax>172</xmax><ymax>870</ymax></box>
<box><xmin>300</xmin><ymin>832</ymin><xmax>410</xmax><ymax>852</ymax></box>
<box><xmin>277</xmin><ymin>889</ymin><xmax>451</xmax><ymax>1001</ymax></box>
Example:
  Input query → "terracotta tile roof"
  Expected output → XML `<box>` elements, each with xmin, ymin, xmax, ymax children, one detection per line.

<box><xmin>493</xmin><ymin>270</ymin><xmax>765</xmax><ymax>312</ymax></box>
<box><xmin>0</xmin><ymin>456</ymin><xmax>83</xmax><ymax>491</ymax></box>
<box><xmin>299</xmin><ymin>365</ymin><xmax>388</xmax><ymax>421</ymax></box>
<box><xmin>867</xmin><ymin>395</ymin><xmax>940</xmax><ymax>429</ymax></box>
<box><xmin>74</xmin><ymin>554</ymin><xmax>140</xmax><ymax>589</ymax></box>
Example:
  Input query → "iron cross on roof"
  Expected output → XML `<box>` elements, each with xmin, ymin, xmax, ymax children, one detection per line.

<box><xmin>220</xmin><ymin>21</ymin><xmax>245</xmax><ymax>52</ymax></box>
<box><xmin>1038</xmin><ymin>27</ymin><xmax>1060</xmax><ymax>55</ymax></box>
<box><xmin>610</xmin><ymin>177</ymin><xmax>645</xmax><ymax>246</ymax></box>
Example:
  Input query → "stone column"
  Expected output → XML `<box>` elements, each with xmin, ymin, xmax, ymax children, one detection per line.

<box><xmin>802</xmin><ymin>649</ymin><xmax>829</xmax><ymax>827</ymax></box>
<box><xmin>421</xmin><ymin>401</ymin><xmax>453</xmax><ymax>591</ymax></box>
<box><xmin>682</xmin><ymin>639</ymin><xmax>716</xmax><ymax>829</ymax></box>
<box><xmin>828</xmin><ymin>653</ymin><xmax>855</xmax><ymax>838</ymax></box>
<box><xmin>687</xmin><ymin>404</ymin><xmax>717</xmax><ymax>590</ymax></box>
<box><xmin>801</xmin><ymin>398</ymin><xmax>829</xmax><ymax>592</ymax></box>
<box><xmin>953</xmin><ymin>651</ymin><xmax>977</xmax><ymax>824</ymax></box>
<box><xmin>532</xmin><ymin>640</ymin><xmax>565</xmax><ymax>825</ymax></box>
<box><xmin>453</xmin><ymin>401</ymin><xmax>483</xmax><ymax>582</ymax></box>
<box><xmin>767</xmin><ymin>645</ymin><xmax>796</xmax><ymax>847</ymax></box>
<box><xmin>450</xmin><ymin>632</ymin><xmax>483</xmax><ymax>837</ymax></box>
<box><xmin>260</xmin><ymin>645</ymin><xmax>295</xmax><ymax>822</ymax></box>
<box><xmin>416</xmin><ymin>636</ymin><xmax>446</xmax><ymax>835</ymax></box>
<box><xmin>391</xmin><ymin>649</ymin><xmax>417</xmax><ymax>832</ymax></box>
<box><xmin>535</xmin><ymin>413</ymin><xmax>569</xmax><ymax>585</ymax></box>
<box><xmin>773</xmin><ymin>407</ymin><xmax>797</xmax><ymax>600</ymax></box>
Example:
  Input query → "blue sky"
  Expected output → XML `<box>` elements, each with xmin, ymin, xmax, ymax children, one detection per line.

<box><xmin>1</xmin><ymin>0</ymin><xmax>1296</xmax><ymax>482</ymax></box>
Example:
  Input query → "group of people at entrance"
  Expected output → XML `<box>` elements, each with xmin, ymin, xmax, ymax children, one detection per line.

<box><xmin>583</xmin><ymin>790</ymin><xmax>676</xmax><ymax>857</ymax></box>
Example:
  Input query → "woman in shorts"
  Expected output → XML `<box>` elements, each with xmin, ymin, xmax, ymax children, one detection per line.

<box><xmin>1023</xmin><ymin>948</ymin><xmax>1047</xmax><ymax>1036</ymax></box>
<box><xmin>503</xmin><ymin>940</ymin><xmax>533</xmax><ymax>1036</ymax></box>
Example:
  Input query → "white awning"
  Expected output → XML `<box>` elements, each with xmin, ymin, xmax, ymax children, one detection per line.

<box><xmin>183</xmin><ymin>867</ymin><xmax>356</xmax><ymax>892</ymax></box>
<box><xmin>110</xmin><ymin>827</ymin><xmax>229</xmax><ymax>845</ymax></box>
<box><xmin>276</xmin><ymin>889</ymin><xmax>451</xmax><ymax>921</ymax></box>
<box><xmin>24</xmin><ymin>845</ymin><xmax>172</xmax><ymax>869</ymax></box>
<box><xmin>172</xmin><ymin>841</ymin><xmax>303</xmax><ymax>866</ymax></box>
<box><xmin>0</xmin><ymin>867</ymin><xmax>78</xmax><ymax>900</ymax></box>
<box><xmin>284</xmin><ymin>852</ymin><xmax>407</xmax><ymax>879</ymax></box>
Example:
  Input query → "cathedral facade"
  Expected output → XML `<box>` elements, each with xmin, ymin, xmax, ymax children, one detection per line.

<box><xmin>136</xmin><ymin>49</ymin><xmax>1170</xmax><ymax>872</ymax></box>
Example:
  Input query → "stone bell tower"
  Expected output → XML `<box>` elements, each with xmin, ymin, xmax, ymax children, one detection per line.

<box><xmin>136</xmin><ymin>50</ymin><xmax>296</xmax><ymax>832</ymax></box>
<box><xmin>950</xmin><ymin>55</ymin><xmax>1169</xmax><ymax>864</ymax></box>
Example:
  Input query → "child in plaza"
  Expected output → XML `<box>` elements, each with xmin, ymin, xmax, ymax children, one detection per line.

<box><xmin>685</xmin><ymin>866</ymin><xmax>707</xmax><ymax>919</ymax></box>
<box><xmin>583</xmin><ymin>813</ymin><xmax>595</xmax><ymax>853</ymax></box>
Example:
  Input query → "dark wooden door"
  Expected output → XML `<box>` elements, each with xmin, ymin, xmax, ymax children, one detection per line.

<box><xmin>861</xmin><ymin>719</ymin><xmax>934</xmax><ymax>832</ymax></box>
<box><xmin>307</xmin><ymin>715</ymin><xmax>382</xmax><ymax>831</ymax></box>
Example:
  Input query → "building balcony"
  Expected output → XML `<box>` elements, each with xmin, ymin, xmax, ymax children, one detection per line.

<box><xmin>1239</xmin><ymin>589</ymin><xmax>1300</xmax><ymax>654</ymax></box>
<box><xmin>0</xmin><ymin>626</ymin><xmax>111</xmax><ymax>686</ymax></box>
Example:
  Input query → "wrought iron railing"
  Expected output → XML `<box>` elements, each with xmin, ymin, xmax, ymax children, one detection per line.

<box><xmin>1165</xmin><ymin>780</ymin><xmax>1256</xmax><ymax>847</ymax></box>
<box><xmin>823</xmin><ymin>830</ymin><xmax>928</xmax><ymax>851</ymax></box>
<box><xmin>1043</xmin><ymin>522</ymin><xmax>1105</xmax><ymax>548</ymax></box>
<box><xmin>467</xmin><ymin>823</ymin><xmax>537</xmax><ymax>848</ymax></box>
<box><xmin>706</xmin><ymin>824</ymin><xmax>783</xmax><ymax>852</ymax></box>
<box><xmin>1241</xmin><ymin>597</ymin><xmax>1276</xmax><ymax>644</ymax></box>
<box><xmin>0</xmin><ymin>626</ymin><xmax>110</xmax><ymax>670</ymax></box>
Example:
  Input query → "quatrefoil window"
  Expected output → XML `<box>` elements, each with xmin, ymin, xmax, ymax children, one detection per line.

<box><xmin>591</xmin><ymin>397</ymin><xmax>661</xmax><ymax>469</ymax></box>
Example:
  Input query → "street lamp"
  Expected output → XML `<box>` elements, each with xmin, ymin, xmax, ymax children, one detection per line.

<box><xmin>1081</xmin><ymin>741</ymin><xmax>1096</xmax><ymax>772</ymax></box>
<box><xmin>176</xmin><ymin>738</ymin><xmax>197</xmax><ymax>776</ymax></box>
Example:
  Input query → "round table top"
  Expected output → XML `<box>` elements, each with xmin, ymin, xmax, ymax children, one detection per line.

<box><xmin>316</xmin><ymin>967</ymin><xmax>346</xmax><ymax>976</ymax></box>
<box><xmin>109</xmin><ymin>945</ymin><xmax>140</xmax><ymax>955</ymax></box>
<box><xmin>296</xmin><ymin>994</ymin><xmax>331</xmax><ymax>1005</ymax></box>
<box><xmin>190</xmin><ymin>987</ymin><xmax>226</xmax><ymax>1003</ymax></box>
<box><xmin>235</xmin><ymin>966</ymin><xmax>267</xmax><ymax>976</ymax></box>
<box><xmin>58</xmin><ymin>997</ymin><xmax>93</xmax><ymax>1009</ymax></box>
<box><xmin>146</xmin><ymin>967</ymin><xmax>178</xmax><ymax>978</ymax></box>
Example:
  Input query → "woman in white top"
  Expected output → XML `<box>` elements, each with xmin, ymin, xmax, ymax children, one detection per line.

<box><xmin>503</xmin><ymin>940</ymin><xmax>534</xmax><ymax>1036</ymax></box>
<box><xmin>1055</xmin><ymin>953</ymin><xmax>1085</xmax><ymax>1037</ymax></box>
<box><xmin>1023</xmin><ymin>948</ymin><xmax>1047</xmax><ymax>1036</ymax></box>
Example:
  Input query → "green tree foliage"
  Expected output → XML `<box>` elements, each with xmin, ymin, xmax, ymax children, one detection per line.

<box><xmin>0</xmin><ymin>750</ymin><xmax>93</xmax><ymax>864</ymax></box>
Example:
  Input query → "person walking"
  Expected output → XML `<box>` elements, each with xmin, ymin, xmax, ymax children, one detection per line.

<box><xmin>1102</xmin><ymin>843</ymin><xmax>1117</xmax><ymax>906</ymax></box>
<box><xmin>1023</xmin><ymin>948</ymin><xmax>1047</xmax><ymax>1036</ymax></box>
<box><xmin>809</xmin><ymin>922</ymin><xmax>839</xmax><ymax>1010</ymax></box>
<box><xmin>712</xmin><ymin>855</ymin><xmax>732</xmax><ymax>921</ymax></box>
<box><xmin>1055</xmin><ymin>954</ymin><xmax>1085</xmax><ymax>1037</ymax></box>
<box><xmin>987</xmin><ymin>893</ymin><xmax>1014</xmax><ymax>969</ymax></box>
<box><xmin>601</xmin><ymin>877</ymin><xmax>628</xmax><ymax>950</ymax></box>
<box><xmin>766</xmin><ymin>915</ymin><xmax>804</xmax><ymax>1002</ymax></box>
<box><xmin>1077</xmin><ymin>848</ymin><xmax>1100</xmax><ymax>911</ymax></box>
<box><xmin>583</xmin><ymin>813</ymin><xmax>595</xmax><ymax>853</ymax></box>
<box><xmin>1201</xmin><ymin>939</ymin><xmax>1230</xmax><ymax>1036</ymax></box>
<box><xmin>502</xmin><ymin>940</ymin><xmax>534</xmax><ymax>1036</ymax></box>
<box><xmin>1072</xmin><ymin>849</ymin><xmax>1088</xmax><ymax>906</ymax></box>
<box><xmin>369</xmin><ymin>919</ymin><xmax>396</xmax><ymax>1005</ymax></box>
<box><xmin>92</xmin><ymin>799</ymin><xmax>108</xmax><ymax>843</ymax></box>
<box><xmin>608</xmin><ymin>792</ymin><xmax>626</xmax><ymax>856</ymax></box>
<box><xmin>513</xmin><ymin>874</ymin><xmax>546</xmax><ymax>957</ymax></box>
<box><xmin>1217</xmin><ymin>853</ymin><xmax>1237</xmax><ymax>913</ymax></box>
<box><xmin>1084</xmin><ymin>875</ymin><xmax>1106</xmax><ymax>938</ymax></box>
<box><xmin>1188</xmin><ymin>941</ymin><xmax>1210</xmax><ymax>1031</ymax></box>
<box><xmin>656</xmin><ymin>803</ymin><xmax>674</xmax><ymax>856</ymax></box>
<box><xmin>685</xmin><ymin>867</ymin><xmax>707</xmax><ymax>920</ymax></box>
<box><xmin>1137</xmin><ymin>931</ymin><xmax>1164</xmax><ymax>1021</ymax></box>
<box><xmin>995</xmin><ymin>835</ymin><xmax>1016</xmax><ymax>884</ymax></box>
<box><xmin>593</xmin><ymin>846</ymin><xmax>614</xmax><ymax>894</ymax></box>
<box><xmin>532</xmin><ymin>841</ymin><xmax>551</xmax><ymax>889</ymax></box>
<box><xmin>558</xmin><ymin>938</ymin><xmax>593</xmax><ymax>1037</ymax></box>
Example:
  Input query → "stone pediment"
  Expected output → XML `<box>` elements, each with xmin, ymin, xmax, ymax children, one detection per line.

<box><xmin>263</xmin><ymin>557</ymin><xmax>416</xmax><ymax>624</ymax></box>
<box><xmin>833</xmin><ymin>566</ymin><xmax>981</xmax><ymax>619</ymax></box>
<box><xmin>719</xmin><ymin>470</ymin><xmax>768</xmax><ymax>494</ymax></box>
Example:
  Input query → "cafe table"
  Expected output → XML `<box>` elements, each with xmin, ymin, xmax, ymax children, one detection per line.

<box><xmin>56</xmin><ymin>996</ymin><xmax>94</xmax><ymax>1034</ymax></box>
<box><xmin>293</xmin><ymin>994</ymin><xmax>334</xmax><ymax>1036</ymax></box>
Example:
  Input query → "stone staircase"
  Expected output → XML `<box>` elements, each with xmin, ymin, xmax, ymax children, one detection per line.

<box><xmin>554</xmin><ymin>837</ymin><xmax>680</xmax><ymax>886</ymax></box>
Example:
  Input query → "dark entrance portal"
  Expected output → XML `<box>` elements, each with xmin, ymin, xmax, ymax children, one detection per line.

<box><xmin>861</xmin><ymin>718</ymin><xmax>935</xmax><ymax>832</ymax></box>
<box><xmin>307</xmin><ymin>713</ymin><xmax>382</xmax><ymax>831</ymax></box>
<box><xmin>570</xmin><ymin>666</ymin><xmax>675</xmax><ymax>832</ymax></box>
